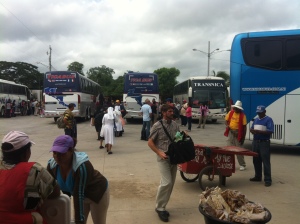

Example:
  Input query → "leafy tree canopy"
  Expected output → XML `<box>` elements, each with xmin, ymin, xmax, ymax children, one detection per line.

<box><xmin>154</xmin><ymin>67</ymin><xmax>180</xmax><ymax>102</ymax></box>
<box><xmin>0</xmin><ymin>61</ymin><xmax>43</xmax><ymax>89</ymax></box>
<box><xmin>67</xmin><ymin>61</ymin><xmax>84</xmax><ymax>74</ymax></box>
<box><xmin>86</xmin><ymin>65</ymin><xmax>115</xmax><ymax>96</ymax></box>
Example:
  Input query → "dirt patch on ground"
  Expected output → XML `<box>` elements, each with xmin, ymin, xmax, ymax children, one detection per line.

<box><xmin>109</xmin><ymin>179</ymin><xmax>157</xmax><ymax>199</ymax></box>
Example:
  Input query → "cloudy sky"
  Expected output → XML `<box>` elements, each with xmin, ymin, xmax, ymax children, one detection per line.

<box><xmin>1</xmin><ymin>0</ymin><xmax>299</xmax><ymax>82</ymax></box>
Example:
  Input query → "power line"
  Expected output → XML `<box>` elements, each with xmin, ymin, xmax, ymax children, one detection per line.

<box><xmin>0</xmin><ymin>2</ymin><xmax>59</xmax><ymax>70</ymax></box>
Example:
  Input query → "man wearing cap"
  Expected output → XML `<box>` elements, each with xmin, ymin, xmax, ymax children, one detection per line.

<box><xmin>47</xmin><ymin>135</ymin><xmax>110</xmax><ymax>224</ymax></box>
<box><xmin>224</xmin><ymin>100</ymin><xmax>247</xmax><ymax>171</ymax></box>
<box><xmin>0</xmin><ymin>131</ymin><xmax>61</xmax><ymax>223</ymax></box>
<box><xmin>250</xmin><ymin>105</ymin><xmax>274</xmax><ymax>187</ymax></box>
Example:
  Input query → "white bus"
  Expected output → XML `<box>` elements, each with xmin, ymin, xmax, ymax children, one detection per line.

<box><xmin>43</xmin><ymin>71</ymin><xmax>101</xmax><ymax>121</ymax></box>
<box><xmin>173</xmin><ymin>76</ymin><xmax>227</xmax><ymax>122</ymax></box>
<box><xmin>123</xmin><ymin>72</ymin><xmax>159</xmax><ymax>121</ymax></box>
<box><xmin>0</xmin><ymin>79</ymin><xmax>31</xmax><ymax>116</ymax></box>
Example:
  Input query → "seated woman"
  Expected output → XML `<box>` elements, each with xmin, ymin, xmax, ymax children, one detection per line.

<box><xmin>0</xmin><ymin>131</ymin><xmax>60</xmax><ymax>224</ymax></box>
<box><xmin>47</xmin><ymin>135</ymin><xmax>109</xmax><ymax>224</ymax></box>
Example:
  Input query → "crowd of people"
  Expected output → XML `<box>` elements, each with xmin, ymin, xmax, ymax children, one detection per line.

<box><xmin>0</xmin><ymin>98</ymin><xmax>274</xmax><ymax>223</ymax></box>
<box><xmin>1</xmin><ymin>98</ymin><xmax>45</xmax><ymax>118</ymax></box>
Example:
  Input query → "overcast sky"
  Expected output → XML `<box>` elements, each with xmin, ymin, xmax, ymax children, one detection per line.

<box><xmin>1</xmin><ymin>0</ymin><xmax>299</xmax><ymax>82</ymax></box>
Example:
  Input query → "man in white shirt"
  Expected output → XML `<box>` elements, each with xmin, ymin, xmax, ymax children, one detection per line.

<box><xmin>140</xmin><ymin>99</ymin><xmax>152</xmax><ymax>140</ymax></box>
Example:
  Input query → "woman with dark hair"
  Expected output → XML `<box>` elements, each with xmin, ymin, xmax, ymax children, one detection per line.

<box><xmin>47</xmin><ymin>135</ymin><xmax>110</xmax><ymax>224</ymax></box>
<box><xmin>0</xmin><ymin>131</ymin><xmax>60</xmax><ymax>223</ymax></box>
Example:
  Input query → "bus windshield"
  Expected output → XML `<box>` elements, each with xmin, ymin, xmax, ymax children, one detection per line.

<box><xmin>193</xmin><ymin>90</ymin><xmax>226</xmax><ymax>109</ymax></box>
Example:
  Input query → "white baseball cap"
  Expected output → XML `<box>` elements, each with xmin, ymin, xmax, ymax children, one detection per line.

<box><xmin>2</xmin><ymin>131</ymin><xmax>35</xmax><ymax>152</ymax></box>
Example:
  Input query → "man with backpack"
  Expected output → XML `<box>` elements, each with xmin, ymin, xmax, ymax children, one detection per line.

<box><xmin>63</xmin><ymin>103</ymin><xmax>77</xmax><ymax>147</ymax></box>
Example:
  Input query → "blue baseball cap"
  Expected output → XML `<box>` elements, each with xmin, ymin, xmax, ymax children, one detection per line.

<box><xmin>256</xmin><ymin>105</ymin><xmax>266</xmax><ymax>113</ymax></box>
<box><xmin>50</xmin><ymin>135</ymin><xmax>74</xmax><ymax>153</ymax></box>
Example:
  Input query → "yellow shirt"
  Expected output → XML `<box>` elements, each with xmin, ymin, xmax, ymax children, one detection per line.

<box><xmin>225</xmin><ymin>111</ymin><xmax>247</xmax><ymax>130</ymax></box>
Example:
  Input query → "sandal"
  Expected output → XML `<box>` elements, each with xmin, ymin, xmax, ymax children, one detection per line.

<box><xmin>108</xmin><ymin>151</ymin><xmax>113</xmax><ymax>154</ymax></box>
<box><xmin>99</xmin><ymin>146</ymin><xmax>104</xmax><ymax>149</ymax></box>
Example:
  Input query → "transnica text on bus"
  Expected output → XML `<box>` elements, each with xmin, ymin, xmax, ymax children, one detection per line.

<box><xmin>193</xmin><ymin>82</ymin><xmax>224</xmax><ymax>87</ymax></box>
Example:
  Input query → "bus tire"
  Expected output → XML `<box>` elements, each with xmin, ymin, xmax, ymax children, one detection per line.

<box><xmin>211</xmin><ymin>119</ymin><xmax>217</xmax><ymax>123</ymax></box>
<box><xmin>198</xmin><ymin>165</ymin><xmax>222</xmax><ymax>191</ymax></box>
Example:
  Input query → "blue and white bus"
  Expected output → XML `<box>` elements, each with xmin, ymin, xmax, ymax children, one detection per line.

<box><xmin>123</xmin><ymin>72</ymin><xmax>159</xmax><ymax>121</ymax></box>
<box><xmin>43</xmin><ymin>71</ymin><xmax>101</xmax><ymax>121</ymax></box>
<box><xmin>173</xmin><ymin>76</ymin><xmax>227</xmax><ymax>122</ymax></box>
<box><xmin>230</xmin><ymin>29</ymin><xmax>300</xmax><ymax>145</ymax></box>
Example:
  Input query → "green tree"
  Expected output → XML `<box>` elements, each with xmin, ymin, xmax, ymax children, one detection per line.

<box><xmin>67</xmin><ymin>61</ymin><xmax>84</xmax><ymax>74</ymax></box>
<box><xmin>216</xmin><ymin>71</ymin><xmax>230</xmax><ymax>87</ymax></box>
<box><xmin>86</xmin><ymin>65</ymin><xmax>115</xmax><ymax>96</ymax></box>
<box><xmin>109</xmin><ymin>76</ymin><xmax>124</xmax><ymax>100</ymax></box>
<box><xmin>0</xmin><ymin>61</ymin><xmax>43</xmax><ymax>89</ymax></box>
<box><xmin>154</xmin><ymin>67</ymin><xmax>180</xmax><ymax>101</ymax></box>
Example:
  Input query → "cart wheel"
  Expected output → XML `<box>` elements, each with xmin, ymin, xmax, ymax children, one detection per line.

<box><xmin>180</xmin><ymin>171</ymin><xmax>199</xmax><ymax>182</ymax></box>
<box><xmin>198</xmin><ymin>165</ymin><xmax>222</xmax><ymax>191</ymax></box>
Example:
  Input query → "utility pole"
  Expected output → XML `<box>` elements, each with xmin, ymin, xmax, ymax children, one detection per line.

<box><xmin>47</xmin><ymin>45</ymin><xmax>52</xmax><ymax>71</ymax></box>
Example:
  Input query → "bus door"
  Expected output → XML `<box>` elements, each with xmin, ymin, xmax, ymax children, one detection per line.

<box><xmin>285</xmin><ymin>95</ymin><xmax>300</xmax><ymax>145</ymax></box>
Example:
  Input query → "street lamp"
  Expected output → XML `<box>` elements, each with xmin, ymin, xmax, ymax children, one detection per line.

<box><xmin>193</xmin><ymin>41</ymin><xmax>229</xmax><ymax>77</ymax></box>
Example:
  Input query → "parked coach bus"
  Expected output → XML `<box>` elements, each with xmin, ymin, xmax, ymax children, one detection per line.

<box><xmin>43</xmin><ymin>71</ymin><xmax>101</xmax><ymax>121</ymax></box>
<box><xmin>0</xmin><ymin>79</ymin><xmax>31</xmax><ymax>116</ymax></box>
<box><xmin>230</xmin><ymin>29</ymin><xmax>300</xmax><ymax>145</ymax></box>
<box><xmin>173</xmin><ymin>76</ymin><xmax>227</xmax><ymax>122</ymax></box>
<box><xmin>123</xmin><ymin>72</ymin><xmax>159</xmax><ymax>121</ymax></box>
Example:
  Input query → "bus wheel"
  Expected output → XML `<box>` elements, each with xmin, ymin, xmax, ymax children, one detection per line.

<box><xmin>211</xmin><ymin>119</ymin><xmax>217</xmax><ymax>123</ymax></box>
<box><xmin>1</xmin><ymin>107</ymin><xmax>5</xmax><ymax>117</ymax></box>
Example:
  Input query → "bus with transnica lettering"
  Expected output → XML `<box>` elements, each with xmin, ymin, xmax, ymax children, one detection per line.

<box><xmin>43</xmin><ymin>71</ymin><xmax>101</xmax><ymax>121</ymax></box>
<box><xmin>230</xmin><ymin>29</ymin><xmax>300</xmax><ymax>145</ymax></box>
<box><xmin>123</xmin><ymin>72</ymin><xmax>159</xmax><ymax>121</ymax></box>
<box><xmin>173</xmin><ymin>76</ymin><xmax>227</xmax><ymax>122</ymax></box>
<box><xmin>0</xmin><ymin>79</ymin><xmax>31</xmax><ymax>116</ymax></box>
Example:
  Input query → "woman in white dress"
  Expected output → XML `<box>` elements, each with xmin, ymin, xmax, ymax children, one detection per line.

<box><xmin>100</xmin><ymin>107</ymin><xmax>115</xmax><ymax>154</ymax></box>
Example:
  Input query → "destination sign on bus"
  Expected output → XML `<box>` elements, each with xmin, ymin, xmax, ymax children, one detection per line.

<box><xmin>192</xmin><ymin>80</ymin><xmax>224</xmax><ymax>88</ymax></box>
<box><xmin>130</xmin><ymin>78</ymin><xmax>153</xmax><ymax>82</ymax></box>
<box><xmin>46</xmin><ymin>73</ymin><xmax>76</xmax><ymax>82</ymax></box>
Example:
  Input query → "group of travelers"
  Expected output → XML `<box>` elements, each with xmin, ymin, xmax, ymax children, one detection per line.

<box><xmin>0</xmin><ymin>95</ymin><xmax>274</xmax><ymax>223</ymax></box>
<box><xmin>147</xmin><ymin>99</ymin><xmax>274</xmax><ymax>222</ymax></box>
<box><xmin>61</xmin><ymin>99</ymin><xmax>127</xmax><ymax>155</ymax></box>
<box><xmin>1</xmin><ymin>98</ymin><xmax>44</xmax><ymax>118</ymax></box>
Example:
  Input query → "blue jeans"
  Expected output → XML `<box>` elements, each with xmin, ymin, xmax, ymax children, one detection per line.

<box><xmin>252</xmin><ymin>140</ymin><xmax>272</xmax><ymax>183</ymax></box>
<box><xmin>187</xmin><ymin>117</ymin><xmax>192</xmax><ymax>130</ymax></box>
<box><xmin>142</xmin><ymin>120</ymin><xmax>151</xmax><ymax>140</ymax></box>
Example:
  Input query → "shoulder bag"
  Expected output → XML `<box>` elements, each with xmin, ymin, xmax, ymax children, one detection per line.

<box><xmin>159</xmin><ymin>120</ymin><xmax>195</xmax><ymax>164</ymax></box>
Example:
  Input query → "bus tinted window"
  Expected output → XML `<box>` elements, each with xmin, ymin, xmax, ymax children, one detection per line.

<box><xmin>286</xmin><ymin>39</ymin><xmax>300</xmax><ymax>69</ymax></box>
<box><xmin>243</xmin><ymin>39</ymin><xmax>282</xmax><ymax>70</ymax></box>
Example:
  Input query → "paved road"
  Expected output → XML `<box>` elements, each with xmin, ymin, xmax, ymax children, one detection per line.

<box><xmin>1</xmin><ymin>116</ymin><xmax>299</xmax><ymax>224</ymax></box>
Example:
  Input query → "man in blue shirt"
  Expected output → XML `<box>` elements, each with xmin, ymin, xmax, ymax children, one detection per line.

<box><xmin>249</xmin><ymin>105</ymin><xmax>274</xmax><ymax>187</ymax></box>
<box><xmin>140</xmin><ymin>99</ymin><xmax>152</xmax><ymax>140</ymax></box>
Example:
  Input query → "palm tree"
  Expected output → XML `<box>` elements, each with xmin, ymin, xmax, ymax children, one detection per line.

<box><xmin>216</xmin><ymin>71</ymin><xmax>230</xmax><ymax>87</ymax></box>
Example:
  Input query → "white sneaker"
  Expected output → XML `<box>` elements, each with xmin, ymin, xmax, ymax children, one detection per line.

<box><xmin>239</xmin><ymin>166</ymin><xmax>246</xmax><ymax>171</ymax></box>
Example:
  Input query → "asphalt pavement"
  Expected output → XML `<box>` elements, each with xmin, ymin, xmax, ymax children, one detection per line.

<box><xmin>0</xmin><ymin>115</ymin><xmax>299</xmax><ymax>224</ymax></box>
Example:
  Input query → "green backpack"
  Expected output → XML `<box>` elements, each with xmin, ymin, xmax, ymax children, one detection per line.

<box><xmin>57</xmin><ymin>116</ymin><xmax>66</xmax><ymax>129</ymax></box>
